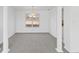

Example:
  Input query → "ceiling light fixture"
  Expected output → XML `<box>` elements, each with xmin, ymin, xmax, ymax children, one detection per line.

<box><xmin>27</xmin><ymin>6</ymin><xmax>39</xmax><ymax>18</ymax></box>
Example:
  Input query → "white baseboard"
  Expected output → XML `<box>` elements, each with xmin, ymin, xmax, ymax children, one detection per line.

<box><xmin>55</xmin><ymin>48</ymin><xmax>63</xmax><ymax>52</ymax></box>
<box><xmin>64</xmin><ymin>46</ymin><xmax>70</xmax><ymax>52</ymax></box>
<box><xmin>8</xmin><ymin>33</ymin><xmax>16</xmax><ymax>39</ymax></box>
<box><xmin>16</xmin><ymin>32</ymin><xmax>49</xmax><ymax>33</ymax></box>
<box><xmin>49</xmin><ymin>32</ymin><xmax>57</xmax><ymax>38</ymax></box>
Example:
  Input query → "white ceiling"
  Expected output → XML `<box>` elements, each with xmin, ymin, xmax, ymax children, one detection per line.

<box><xmin>13</xmin><ymin>6</ymin><xmax>55</xmax><ymax>11</ymax></box>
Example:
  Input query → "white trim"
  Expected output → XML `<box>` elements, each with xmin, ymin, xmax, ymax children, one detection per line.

<box><xmin>50</xmin><ymin>33</ymin><xmax>57</xmax><ymax>38</ymax></box>
<box><xmin>15</xmin><ymin>32</ymin><xmax>49</xmax><ymax>33</ymax></box>
<box><xmin>8</xmin><ymin>33</ymin><xmax>15</xmax><ymax>38</ymax></box>
<box><xmin>3</xmin><ymin>6</ymin><xmax>8</xmax><ymax>53</ymax></box>
<box><xmin>64</xmin><ymin>46</ymin><xmax>70</xmax><ymax>52</ymax></box>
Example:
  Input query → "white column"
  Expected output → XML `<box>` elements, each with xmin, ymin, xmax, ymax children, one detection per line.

<box><xmin>2</xmin><ymin>6</ymin><xmax>8</xmax><ymax>53</ymax></box>
<box><xmin>56</xmin><ymin>6</ymin><xmax>63</xmax><ymax>52</ymax></box>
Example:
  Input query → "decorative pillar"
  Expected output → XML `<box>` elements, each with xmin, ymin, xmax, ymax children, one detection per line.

<box><xmin>56</xmin><ymin>6</ymin><xmax>63</xmax><ymax>52</ymax></box>
<box><xmin>2</xmin><ymin>6</ymin><xmax>8</xmax><ymax>53</ymax></box>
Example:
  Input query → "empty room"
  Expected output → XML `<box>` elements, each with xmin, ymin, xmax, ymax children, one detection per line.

<box><xmin>1</xmin><ymin>6</ymin><xmax>79</xmax><ymax>53</ymax></box>
<box><xmin>8</xmin><ymin>6</ymin><xmax>58</xmax><ymax>53</ymax></box>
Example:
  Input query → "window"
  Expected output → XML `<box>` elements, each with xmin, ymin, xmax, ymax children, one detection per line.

<box><xmin>25</xmin><ymin>15</ymin><xmax>40</xmax><ymax>27</ymax></box>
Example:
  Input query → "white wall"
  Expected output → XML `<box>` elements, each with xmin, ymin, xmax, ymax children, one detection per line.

<box><xmin>7</xmin><ymin>6</ymin><xmax>58</xmax><ymax>37</ymax></box>
<box><xmin>49</xmin><ymin>7</ymin><xmax>57</xmax><ymax>38</ymax></box>
<box><xmin>16</xmin><ymin>10</ymin><xmax>49</xmax><ymax>33</ymax></box>
<box><xmin>64</xmin><ymin>7</ymin><xmax>71</xmax><ymax>52</ymax></box>
<box><xmin>64</xmin><ymin>6</ymin><xmax>79</xmax><ymax>52</ymax></box>
<box><xmin>0</xmin><ymin>7</ymin><xmax>3</xmax><ymax>44</ymax></box>
<box><xmin>8</xmin><ymin>7</ymin><xmax>16</xmax><ymax>38</ymax></box>
<box><xmin>70</xmin><ymin>7</ymin><xmax>79</xmax><ymax>52</ymax></box>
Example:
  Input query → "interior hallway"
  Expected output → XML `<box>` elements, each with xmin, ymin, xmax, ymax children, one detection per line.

<box><xmin>9</xmin><ymin>33</ymin><xmax>57</xmax><ymax>53</ymax></box>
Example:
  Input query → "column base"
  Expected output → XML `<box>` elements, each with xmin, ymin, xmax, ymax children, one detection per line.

<box><xmin>1</xmin><ymin>49</ymin><xmax>10</xmax><ymax>53</ymax></box>
<box><xmin>55</xmin><ymin>48</ymin><xmax>63</xmax><ymax>53</ymax></box>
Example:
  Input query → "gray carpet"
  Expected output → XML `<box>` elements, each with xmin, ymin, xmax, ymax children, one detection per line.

<box><xmin>9</xmin><ymin>33</ymin><xmax>57</xmax><ymax>53</ymax></box>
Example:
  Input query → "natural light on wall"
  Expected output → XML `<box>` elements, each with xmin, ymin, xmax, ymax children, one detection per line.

<box><xmin>26</xmin><ymin>6</ymin><xmax>40</xmax><ymax>27</ymax></box>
